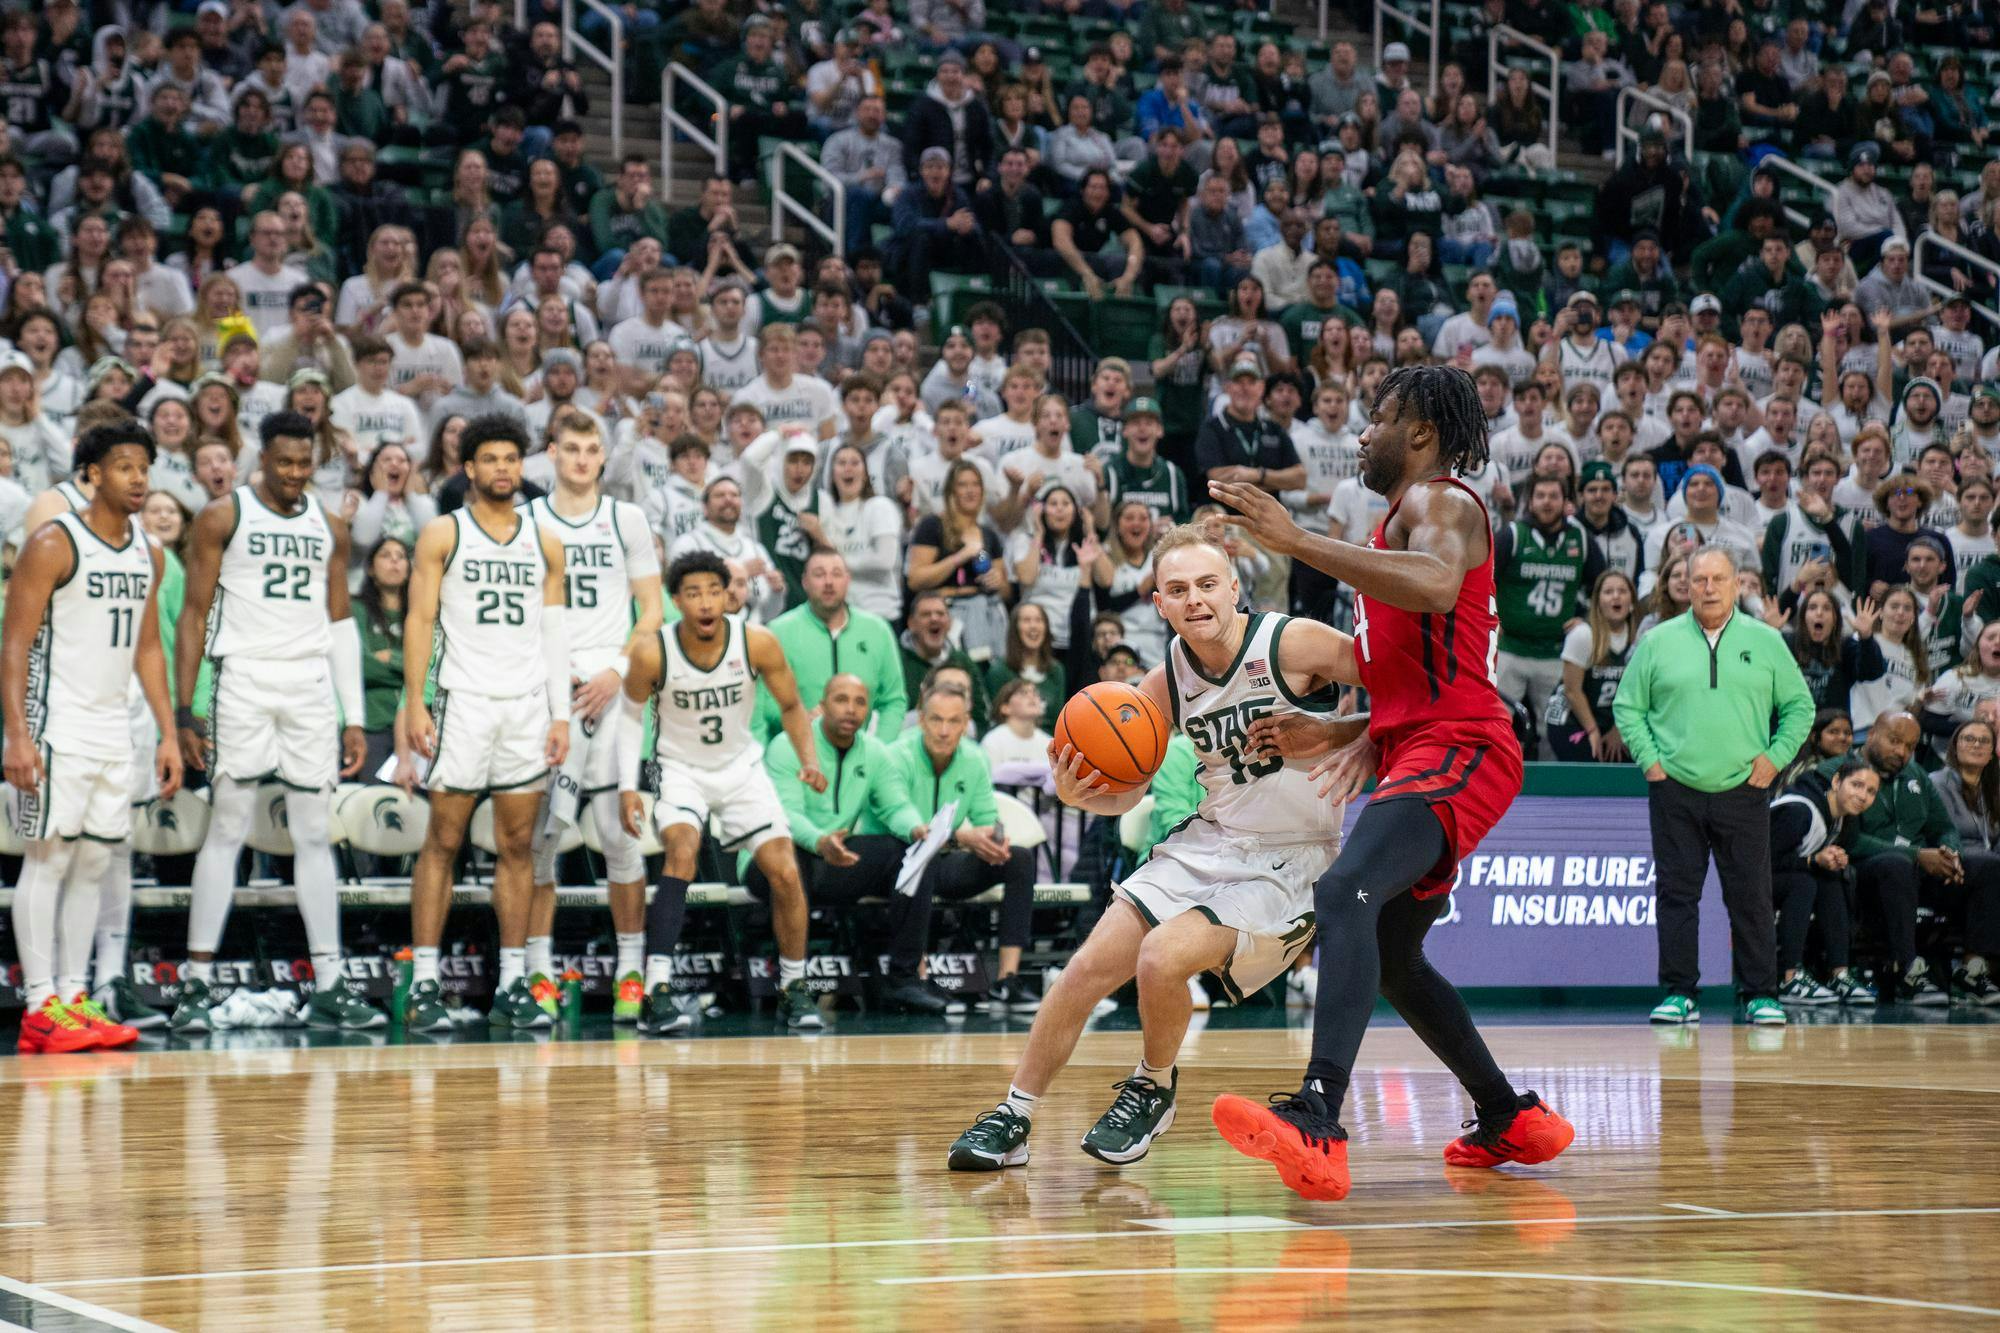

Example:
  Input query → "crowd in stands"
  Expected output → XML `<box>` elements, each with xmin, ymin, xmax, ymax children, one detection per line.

<box><xmin>0</xmin><ymin>0</ymin><xmax>1992</xmax><ymax>1006</ymax></box>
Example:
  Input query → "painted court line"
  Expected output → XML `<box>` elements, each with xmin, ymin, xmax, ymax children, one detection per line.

<box><xmin>1661</xmin><ymin>1203</ymin><xmax>1737</xmax><ymax>1216</ymax></box>
<box><xmin>44</xmin><ymin>1205</ymin><xmax>2000</xmax><ymax>1291</ymax></box>
<box><xmin>1126</xmin><ymin>1216</ymin><xmax>1304</xmax><ymax>1233</ymax></box>
<box><xmin>871</xmin><ymin>1266</ymin><xmax>2000</xmax><ymax>1318</ymax></box>
<box><xmin>0</xmin><ymin>1274</ymin><xmax>174</xmax><ymax>1332</ymax></box>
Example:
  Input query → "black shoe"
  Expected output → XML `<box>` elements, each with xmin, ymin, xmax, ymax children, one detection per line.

<box><xmin>1002</xmin><ymin>971</ymin><xmax>1042</xmax><ymax>1012</ymax></box>
<box><xmin>880</xmin><ymin>975</ymin><xmax>963</xmax><ymax>1016</ymax></box>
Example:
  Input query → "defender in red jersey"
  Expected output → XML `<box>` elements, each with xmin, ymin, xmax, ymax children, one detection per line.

<box><xmin>1207</xmin><ymin>365</ymin><xmax>1573</xmax><ymax>1202</ymax></box>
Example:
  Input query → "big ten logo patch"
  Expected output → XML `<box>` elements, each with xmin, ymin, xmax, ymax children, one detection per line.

<box><xmin>745</xmin><ymin>953</ymin><xmax>861</xmax><ymax>998</ymax></box>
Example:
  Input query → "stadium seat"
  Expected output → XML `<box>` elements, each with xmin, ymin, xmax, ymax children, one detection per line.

<box><xmin>132</xmin><ymin>788</ymin><xmax>211</xmax><ymax>857</ymax></box>
<box><xmin>1117</xmin><ymin>795</ymin><xmax>1155</xmax><ymax>855</ymax></box>
<box><xmin>336</xmin><ymin>784</ymin><xmax>429</xmax><ymax>861</ymax></box>
<box><xmin>246</xmin><ymin>782</ymin><xmax>298</xmax><ymax>857</ymax></box>
<box><xmin>991</xmin><ymin>792</ymin><xmax>1047</xmax><ymax>850</ymax></box>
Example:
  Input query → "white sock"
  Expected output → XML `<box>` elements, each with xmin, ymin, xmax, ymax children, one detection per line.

<box><xmin>57</xmin><ymin>838</ymin><xmax>110</xmax><ymax>1000</ymax></box>
<box><xmin>615</xmin><ymin>932</ymin><xmax>644</xmax><ymax>978</ymax></box>
<box><xmin>411</xmin><ymin>947</ymin><xmax>439</xmax><ymax>986</ymax></box>
<box><xmin>1003</xmin><ymin>1084</ymin><xmax>1038</xmax><ymax>1120</ymax></box>
<box><xmin>499</xmin><ymin>946</ymin><xmax>526</xmax><ymax>989</ymax></box>
<box><xmin>645</xmin><ymin>952</ymin><xmax>673</xmax><ymax>990</ymax></box>
<box><xmin>312</xmin><ymin>952</ymin><xmax>344</xmax><ymax>991</ymax></box>
<box><xmin>778</xmin><ymin>955</ymin><xmax>806</xmax><ymax>987</ymax></box>
<box><xmin>525</xmin><ymin>935</ymin><xmax>553</xmax><ymax>978</ymax></box>
<box><xmin>1136</xmin><ymin>1060</ymin><xmax>1173</xmax><ymax>1084</ymax></box>
<box><xmin>94</xmin><ymin>842</ymin><xmax>134</xmax><ymax>992</ymax></box>
<box><xmin>185</xmin><ymin>959</ymin><xmax>215</xmax><ymax>984</ymax></box>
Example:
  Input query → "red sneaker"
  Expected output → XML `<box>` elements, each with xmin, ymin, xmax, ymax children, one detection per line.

<box><xmin>17</xmin><ymin>998</ymin><xmax>99</xmax><ymax>1054</ymax></box>
<box><xmin>67</xmin><ymin>994</ymin><xmax>139</xmax><ymax>1049</ymax></box>
<box><xmin>1211</xmin><ymin>1090</ymin><xmax>1351</xmax><ymax>1202</ymax></box>
<box><xmin>1442</xmin><ymin>1092</ymin><xmax>1576</xmax><ymax>1168</ymax></box>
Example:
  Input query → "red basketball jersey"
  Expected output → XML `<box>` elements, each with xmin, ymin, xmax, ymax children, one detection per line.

<box><xmin>1354</xmin><ymin>477</ymin><xmax>1513</xmax><ymax>747</ymax></box>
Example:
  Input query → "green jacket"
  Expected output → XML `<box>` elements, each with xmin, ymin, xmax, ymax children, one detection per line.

<box><xmin>1820</xmin><ymin>751</ymin><xmax>1959</xmax><ymax>860</ymax></box>
<box><xmin>1</xmin><ymin>204</ymin><xmax>59</xmax><ymax>275</ymax></box>
<box><xmin>984</xmin><ymin>658</ymin><xmax>1067</xmax><ymax>731</ymax></box>
<box><xmin>589</xmin><ymin>186</ymin><xmax>671</xmax><ymax>261</ymax></box>
<box><xmin>754</xmin><ymin>601</ymin><xmax>906</xmax><ymax>741</ymax></box>
<box><xmin>1612</xmin><ymin>609</ymin><xmax>1813</xmax><ymax>791</ymax></box>
<box><xmin>760</xmin><ymin>721</ymin><xmax>923</xmax><ymax>867</ymax></box>
<box><xmin>200</xmin><ymin>128</ymin><xmax>280</xmax><ymax>195</ymax></box>
<box><xmin>1143</xmin><ymin>733</ymin><xmax>1201</xmax><ymax>860</ymax></box>
<box><xmin>900</xmin><ymin>636</ymin><xmax>991</xmax><ymax>726</ymax></box>
<box><xmin>126</xmin><ymin>117</ymin><xmax>205</xmax><ymax>181</ymax></box>
<box><xmin>357</xmin><ymin>604</ymin><xmax>406</xmax><ymax>732</ymax></box>
<box><xmin>888</xmin><ymin>730</ymin><xmax>999</xmax><ymax>832</ymax></box>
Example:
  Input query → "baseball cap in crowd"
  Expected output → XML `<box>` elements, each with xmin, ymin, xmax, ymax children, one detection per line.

<box><xmin>942</xmin><ymin>325</ymin><xmax>971</xmax><ymax>346</ymax></box>
<box><xmin>1103</xmin><ymin>643</ymin><xmax>1144</xmax><ymax>670</ymax></box>
<box><xmin>187</xmin><ymin>369</ymin><xmax>237</xmax><ymax>401</ymax></box>
<box><xmin>1228</xmin><ymin>357</ymin><xmax>1263</xmax><ymax>380</ymax></box>
<box><xmin>764</xmin><ymin>242</ymin><xmax>801</xmax><ymax>266</ymax></box>
<box><xmin>288</xmin><ymin>368</ymin><xmax>332</xmax><ymax>393</ymax></box>
<box><xmin>1610</xmin><ymin>288</ymin><xmax>1642</xmax><ymax>308</ymax></box>
<box><xmin>1881</xmin><ymin>236</ymin><xmax>1910</xmax><ymax>256</ymax></box>
<box><xmin>91</xmin><ymin>357</ymin><xmax>142</xmax><ymax>393</ymax></box>
<box><xmin>1383</xmin><ymin>41</ymin><xmax>1411</xmax><ymax>61</ymax></box>
<box><xmin>1973</xmin><ymin>384</ymin><xmax>2000</xmax><ymax>405</ymax></box>
<box><xmin>1024</xmin><ymin>47</ymin><xmax>1044</xmax><ymax>64</ymax></box>
<box><xmin>1580</xmin><ymin>460</ymin><xmax>1616</xmax><ymax>487</ymax></box>
<box><xmin>540</xmin><ymin>347</ymin><xmax>583</xmax><ymax>373</ymax></box>
<box><xmin>1566</xmin><ymin>290</ymin><xmax>1599</xmax><ymax>309</ymax></box>
<box><xmin>0</xmin><ymin>351</ymin><xmax>32</xmax><ymax>378</ymax></box>
<box><xmin>1639</xmin><ymin>126</ymin><xmax>1666</xmax><ymax>147</ymax></box>
<box><xmin>918</xmin><ymin>146</ymin><xmax>952</xmax><ymax>169</ymax></box>
<box><xmin>936</xmin><ymin>49</ymin><xmax>966</xmax><ymax>70</ymax></box>
<box><xmin>1126</xmin><ymin>396</ymin><xmax>1161</xmax><ymax>420</ymax></box>
<box><xmin>1850</xmin><ymin>140</ymin><xmax>1881</xmax><ymax>165</ymax></box>
<box><xmin>197</xmin><ymin>0</ymin><xmax>228</xmax><ymax>16</ymax></box>
<box><xmin>861</xmin><ymin>327</ymin><xmax>893</xmax><ymax>348</ymax></box>
<box><xmin>782</xmin><ymin>432</ymin><xmax>820</xmax><ymax>460</ymax></box>
<box><xmin>1944</xmin><ymin>291</ymin><xmax>1972</xmax><ymax>307</ymax></box>
<box><xmin>1690</xmin><ymin>293</ymin><xmax>1722</xmax><ymax>316</ymax></box>
<box><xmin>1487</xmin><ymin>295</ymin><xmax>1519</xmax><ymax>326</ymax></box>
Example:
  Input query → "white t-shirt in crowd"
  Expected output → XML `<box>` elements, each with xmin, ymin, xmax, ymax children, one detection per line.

<box><xmin>731</xmin><ymin>373</ymin><xmax>839</xmax><ymax>438</ymax></box>
<box><xmin>227</xmin><ymin>260</ymin><xmax>310</xmax><ymax>339</ymax></box>
<box><xmin>607</xmin><ymin>314</ymin><xmax>690</xmax><ymax>379</ymax></box>
<box><xmin>331</xmin><ymin>384</ymin><xmax>427</xmax><ymax>466</ymax></box>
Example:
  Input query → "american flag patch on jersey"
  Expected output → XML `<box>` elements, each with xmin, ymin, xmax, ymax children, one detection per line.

<box><xmin>1246</xmin><ymin>657</ymin><xmax>1271</xmax><ymax>687</ymax></box>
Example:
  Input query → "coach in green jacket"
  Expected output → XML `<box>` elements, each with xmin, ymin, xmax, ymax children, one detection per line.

<box><xmin>891</xmin><ymin>679</ymin><xmax>1044</xmax><ymax>1008</ymax></box>
<box><xmin>1613</xmin><ymin>546</ymin><xmax>1814</xmax><ymax>1027</ymax></box>
<box><xmin>757</xmin><ymin>673</ymin><xmax>956</xmax><ymax>1015</ymax></box>
<box><xmin>755</xmin><ymin>548</ymin><xmax>907</xmax><ymax>742</ymax></box>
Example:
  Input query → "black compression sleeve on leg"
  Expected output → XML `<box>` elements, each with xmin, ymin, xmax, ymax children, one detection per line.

<box><xmin>1375</xmin><ymin>889</ymin><xmax>1517</xmax><ymax>1117</ymax></box>
<box><xmin>1303</xmin><ymin>796</ymin><xmax>1451</xmax><ymax>1114</ymax></box>
<box><xmin>646</xmin><ymin>876</ymin><xmax>691</xmax><ymax>957</ymax></box>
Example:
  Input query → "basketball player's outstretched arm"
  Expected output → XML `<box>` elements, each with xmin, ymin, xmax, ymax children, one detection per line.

<box><xmin>173</xmin><ymin>497</ymin><xmax>234</xmax><ymax>771</ymax></box>
<box><xmin>747</xmin><ymin>626</ymin><xmax>828</xmax><ymax>795</ymax></box>
<box><xmin>537</xmin><ymin>524</ymin><xmax>572</xmax><ymax>769</ymax></box>
<box><xmin>323</xmin><ymin>514</ymin><xmax>367</xmax><ymax>778</ymax></box>
<box><xmin>395</xmin><ymin>515</ymin><xmax>454</xmax><ymax>783</ymax></box>
<box><xmin>0</xmin><ymin>524</ymin><xmax>73</xmax><ymax>792</ymax></box>
<box><xmin>1208</xmin><ymin>478</ymin><xmax>1487</xmax><ymax>614</ymax></box>
<box><xmin>136</xmin><ymin>542</ymin><xmax>182</xmax><ymax>801</ymax></box>
<box><xmin>1050</xmin><ymin>666</ymin><xmax>1169</xmax><ymax>818</ymax></box>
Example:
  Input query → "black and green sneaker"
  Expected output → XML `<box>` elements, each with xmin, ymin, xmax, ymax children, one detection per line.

<box><xmin>489</xmin><ymin>976</ymin><xmax>554</xmax><ymax>1030</ymax></box>
<box><xmin>947</xmin><ymin>1106</ymin><xmax>1032</xmax><ymax>1171</ymax></box>
<box><xmin>305</xmin><ymin>977</ymin><xmax>388</xmax><ymax>1030</ymax></box>
<box><xmin>638</xmin><ymin>983</ymin><xmax>694</xmax><ymax>1035</ymax></box>
<box><xmin>776</xmin><ymin>979</ymin><xmax>826</xmax><ymax>1030</ymax></box>
<box><xmin>1080</xmin><ymin>1071</ymin><xmax>1178</xmax><ymax>1165</ymax></box>
<box><xmin>94</xmin><ymin>976</ymin><xmax>167</xmax><ymax>1029</ymax></box>
<box><xmin>169</xmin><ymin>977</ymin><xmax>220</xmax><ymax>1034</ymax></box>
<box><xmin>401</xmin><ymin>978</ymin><xmax>454</xmax><ymax>1033</ymax></box>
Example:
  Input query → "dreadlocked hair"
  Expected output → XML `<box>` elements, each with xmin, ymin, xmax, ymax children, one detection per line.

<box><xmin>1374</xmin><ymin>364</ymin><xmax>1491</xmax><ymax>477</ymax></box>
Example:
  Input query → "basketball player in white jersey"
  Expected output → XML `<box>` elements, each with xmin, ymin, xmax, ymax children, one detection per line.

<box><xmin>19</xmin><ymin>464</ymin><xmax>178</xmax><ymax>1031</ymax></box>
<box><xmin>615</xmin><ymin>551</ymin><xmax>827</xmax><ymax>1033</ymax></box>
<box><xmin>398</xmin><ymin>414</ymin><xmax>572</xmax><ymax>1032</ymax></box>
<box><xmin>2</xmin><ymin>422</ymin><xmax>181</xmax><ymax>1053</ymax></box>
<box><xmin>523</xmin><ymin>411</ymin><xmax>663</xmax><ymax>1023</ymax></box>
<box><xmin>169</xmin><ymin>411</ymin><xmax>382</xmax><ymax>1032</ymax></box>
<box><xmin>948</xmin><ymin>525</ymin><xmax>1366</xmax><ymax>1170</ymax></box>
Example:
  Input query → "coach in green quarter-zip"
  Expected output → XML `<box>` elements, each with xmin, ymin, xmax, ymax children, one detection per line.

<box><xmin>1614</xmin><ymin>546</ymin><xmax>1813</xmax><ymax>1029</ymax></box>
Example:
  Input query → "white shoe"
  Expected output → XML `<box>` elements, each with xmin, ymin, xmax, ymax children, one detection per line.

<box><xmin>1187</xmin><ymin>975</ymin><xmax>1210</xmax><ymax>1011</ymax></box>
<box><xmin>1286</xmin><ymin>965</ymin><xmax>1319</xmax><ymax>1008</ymax></box>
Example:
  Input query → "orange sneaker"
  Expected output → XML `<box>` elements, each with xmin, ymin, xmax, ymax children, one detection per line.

<box><xmin>67</xmin><ymin>994</ymin><xmax>139</xmax><ymax>1049</ymax></box>
<box><xmin>1211</xmin><ymin>1088</ymin><xmax>1351</xmax><ymax>1202</ymax></box>
<box><xmin>18</xmin><ymin>998</ymin><xmax>99</xmax><ymax>1054</ymax></box>
<box><xmin>1442</xmin><ymin>1092</ymin><xmax>1576</xmax><ymax>1169</ymax></box>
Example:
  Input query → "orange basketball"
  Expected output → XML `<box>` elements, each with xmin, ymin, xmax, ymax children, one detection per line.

<box><xmin>1054</xmin><ymin>681</ymin><xmax>1171</xmax><ymax>795</ymax></box>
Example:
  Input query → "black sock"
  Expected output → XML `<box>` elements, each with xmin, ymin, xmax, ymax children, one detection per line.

<box><xmin>646</xmin><ymin>875</ymin><xmax>691</xmax><ymax>958</ymax></box>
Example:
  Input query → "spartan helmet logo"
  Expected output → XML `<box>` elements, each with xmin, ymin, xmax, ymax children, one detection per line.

<box><xmin>371</xmin><ymin>796</ymin><xmax>405</xmax><ymax>832</ymax></box>
<box><xmin>268</xmin><ymin>796</ymin><xmax>290</xmax><ymax>829</ymax></box>
<box><xmin>156</xmin><ymin>805</ymin><xmax>179</xmax><ymax>831</ymax></box>
<box><xmin>1117</xmin><ymin>705</ymin><xmax>1136</xmax><ymax>724</ymax></box>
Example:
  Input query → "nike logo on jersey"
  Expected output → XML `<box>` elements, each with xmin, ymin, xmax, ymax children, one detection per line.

<box><xmin>1182</xmin><ymin>689</ymin><xmax>1204</xmax><ymax>702</ymax></box>
<box><xmin>1356</xmin><ymin>890</ymin><xmax>1368</xmax><ymax>902</ymax></box>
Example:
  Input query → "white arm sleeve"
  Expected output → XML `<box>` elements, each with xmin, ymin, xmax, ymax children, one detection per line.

<box><xmin>616</xmin><ymin>690</ymin><xmax>647</xmax><ymax>791</ymax></box>
<box><xmin>542</xmin><ymin>604</ymin><xmax>572</xmax><ymax>721</ymax></box>
<box><xmin>617</xmin><ymin>501</ymin><xmax>661</xmax><ymax>580</ymax></box>
<box><xmin>329</xmin><ymin>616</ymin><xmax>365</xmax><ymax>727</ymax></box>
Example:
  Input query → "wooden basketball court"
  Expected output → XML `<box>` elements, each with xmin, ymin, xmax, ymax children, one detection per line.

<box><xmin>0</xmin><ymin>1018</ymin><xmax>1995</xmax><ymax>1329</ymax></box>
